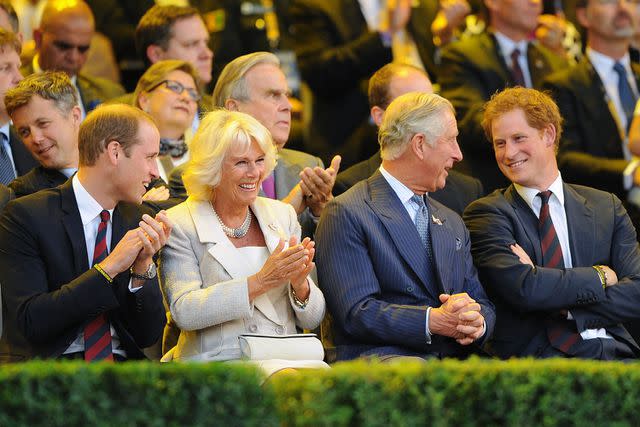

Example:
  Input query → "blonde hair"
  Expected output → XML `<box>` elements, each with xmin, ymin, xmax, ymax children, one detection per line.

<box><xmin>379</xmin><ymin>92</ymin><xmax>454</xmax><ymax>160</ymax></box>
<box><xmin>183</xmin><ymin>109</ymin><xmax>277</xmax><ymax>200</ymax></box>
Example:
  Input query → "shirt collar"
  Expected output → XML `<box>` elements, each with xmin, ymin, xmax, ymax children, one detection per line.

<box><xmin>494</xmin><ymin>31</ymin><xmax>528</xmax><ymax>58</ymax></box>
<box><xmin>72</xmin><ymin>174</ymin><xmax>114</xmax><ymax>226</ymax></box>
<box><xmin>588</xmin><ymin>47</ymin><xmax>631</xmax><ymax>76</ymax></box>
<box><xmin>0</xmin><ymin>122</ymin><xmax>10</xmax><ymax>145</ymax></box>
<box><xmin>514</xmin><ymin>172</ymin><xmax>565</xmax><ymax>210</ymax></box>
<box><xmin>379</xmin><ymin>164</ymin><xmax>423</xmax><ymax>205</ymax></box>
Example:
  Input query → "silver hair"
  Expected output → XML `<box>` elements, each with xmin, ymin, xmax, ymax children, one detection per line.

<box><xmin>378</xmin><ymin>92</ymin><xmax>454</xmax><ymax>160</ymax></box>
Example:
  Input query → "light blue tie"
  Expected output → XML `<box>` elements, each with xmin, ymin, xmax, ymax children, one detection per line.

<box><xmin>411</xmin><ymin>194</ymin><xmax>433</xmax><ymax>261</ymax></box>
<box><xmin>613</xmin><ymin>62</ymin><xmax>637</xmax><ymax>130</ymax></box>
<box><xmin>0</xmin><ymin>133</ymin><xmax>15</xmax><ymax>185</ymax></box>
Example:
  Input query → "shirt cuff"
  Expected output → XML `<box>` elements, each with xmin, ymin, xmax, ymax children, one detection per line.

<box><xmin>425</xmin><ymin>307</ymin><xmax>432</xmax><ymax>344</ymax></box>
<box><xmin>622</xmin><ymin>158</ymin><xmax>640</xmax><ymax>190</ymax></box>
<box><xmin>128</xmin><ymin>278</ymin><xmax>143</xmax><ymax>293</ymax></box>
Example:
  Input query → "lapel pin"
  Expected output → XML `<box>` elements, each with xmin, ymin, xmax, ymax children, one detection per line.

<box><xmin>268</xmin><ymin>223</ymin><xmax>279</xmax><ymax>232</ymax></box>
<box><xmin>456</xmin><ymin>237</ymin><xmax>462</xmax><ymax>251</ymax></box>
<box><xmin>432</xmin><ymin>215</ymin><xmax>443</xmax><ymax>225</ymax></box>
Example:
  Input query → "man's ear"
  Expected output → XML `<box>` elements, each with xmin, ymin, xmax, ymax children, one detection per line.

<box><xmin>371</xmin><ymin>106</ymin><xmax>385</xmax><ymax>127</ymax></box>
<box><xmin>71</xmin><ymin>105</ymin><xmax>82</xmax><ymax>125</ymax></box>
<box><xmin>542</xmin><ymin>124</ymin><xmax>557</xmax><ymax>148</ymax></box>
<box><xmin>410</xmin><ymin>133</ymin><xmax>427</xmax><ymax>160</ymax></box>
<box><xmin>138</xmin><ymin>92</ymin><xmax>150</xmax><ymax>113</ymax></box>
<box><xmin>106</xmin><ymin>140</ymin><xmax>120</xmax><ymax>164</ymax></box>
<box><xmin>146</xmin><ymin>44</ymin><xmax>165</xmax><ymax>64</ymax></box>
<box><xmin>225</xmin><ymin>98</ymin><xmax>239</xmax><ymax>111</ymax></box>
<box><xmin>576</xmin><ymin>7</ymin><xmax>589</xmax><ymax>29</ymax></box>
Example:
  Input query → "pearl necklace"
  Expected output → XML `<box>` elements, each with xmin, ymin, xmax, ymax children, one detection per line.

<box><xmin>209</xmin><ymin>202</ymin><xmax>252</xmax><ymax>238</ymax></box>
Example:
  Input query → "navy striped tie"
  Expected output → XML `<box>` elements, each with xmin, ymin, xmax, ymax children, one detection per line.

<box><xmin>84</xmin><ymin>210</ymin><xmax>113</xmax><ymax>361</ymax></box>
<box><xmin>538</xmin><ymin>191</ymin><xmax>581</xmax><ymax>353</ymax></box>
<box><xmin>0</xmin><ymin>133</ymin><xmax>16</xmax><ymax>185</ymax></box>
<box><xmin>613</xmin><ymin>62</ymin><xmax>636</xmax><ymax>131</ymax></box>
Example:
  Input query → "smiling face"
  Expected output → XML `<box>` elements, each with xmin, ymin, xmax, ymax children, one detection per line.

<box><xmin>215</xmin><ymin>138</ymin><xmax>266</xmax><ymax>208</ymax></box>
<box><xmin>138</xmin><ymin>69</ymin><xmax>197</xmax><ymax>137</ymax></box>
<box><xmin>11</xmin><ymin>96</ymin><xmax>80</xmax><ymax>169</ymax></box>
<box><xmin>491</xmin><ymin>108</ymin><xmax>558</xmax><ymax>190</ymax></box>
<box><xmin>418</xmin><ymin>109</ymin><xmax>463</xmax><ymax>192</ymax></box>
<box><xmin>578</xmin><ymin>0</ymin><xmax>636</xmax><ymax>44</ymax></box>
<box><xmin>114</xmin><ymin>120</ymin><xmax>160</xmax><ymax>203</ymax></box>
<box><xmin>234</xmin><ymin>63</ymin><xmax>292</xmax><ymax>149</ymax></box>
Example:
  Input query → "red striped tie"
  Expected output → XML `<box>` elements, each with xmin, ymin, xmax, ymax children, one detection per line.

<box><xmin>538</xmin><ymin>191</ymin><xmax>581</xmax><ymax>354</ymax></box>
<box><xmin>84</xmin><ymin>210</ymin><xmax>113</xmax><ymax>362</ymax></box>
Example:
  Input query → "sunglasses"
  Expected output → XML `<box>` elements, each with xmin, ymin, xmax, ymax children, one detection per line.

<box><xmin>52</xmin><ymin>40</ymin><xmax>90</xmax><ymax>54</ymax></box>
<box><xmin>148</xmin><ymin>80</ymin><xmax>201</xmax><ymax>102</ymax></box>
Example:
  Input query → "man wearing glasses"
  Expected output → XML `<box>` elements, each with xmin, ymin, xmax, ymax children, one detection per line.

<box><xmin>21</xmin><ymin>0</ymin><xmax>125</xmax><ymax>119</ymax></box>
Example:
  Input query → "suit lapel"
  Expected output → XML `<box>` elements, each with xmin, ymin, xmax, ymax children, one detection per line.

<box><xmin>562</xmin><ymin>184</ymin><xmax>595</xmax><ymax>266</ymax></box>
<box><xmin>486</xmin><ymin>32</ymin><xmax>513</xmax><ymax>85</ymax></box>
<box><xmin>189</xmin><ymin>198</ymin><xmax>282</xmax><ymax>324</ymax></box>
<box><xmin>59</xmin><ymin>180</ymin><xmax>89</xmax><ymax>273</ymax></box>
<box><xmin>528</xmin><ymin>43</ymin><xmax>553</xmax><ymax>87</ymax></box>
<box><xmin>504</xmin><ymin>185</ymin><xmax>543</xmax><ymax>264</ymax></box>
<box><xmin>366</xmin><ymin>171</ymin><xmax>432</xmax><ymax>292</ymax></box>
<box><xmin>273</xmin><ymin>155</ymin><xmax>298</xmax><ymax>200</ymax></box>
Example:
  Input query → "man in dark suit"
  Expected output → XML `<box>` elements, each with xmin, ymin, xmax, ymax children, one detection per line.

<box><xmin>542</xmin><ymin>0</ymin><xmax>640</xmax><ymax>216</ymax></box>
<box><xmin>0</xmin><ymin>29</ymin><xmax>37</xmax><ymax>185</ymax></box>
<box><xmin>0</xmin><ymin>183</ymin><xmax>11</xmax><ymax>210</ymax></box>
<box><xmin>289</xmin><ymin>0</ymin><xmax>458</xmax><ymax>167</ymax></box>
<box><xmin>316</xmin><ymin>92</ymin><xmax>495</xmax><ymax>361</ymax></box>
<box><xmin>23</xmin><ymin>1</ymin><xmax>125</xmax><ymax>118</ymax></box>
<box><xmin>0</xmin><ymin>104</ymin><xmax>171</xmax><ymax>361</ymax></box>
<box><xmin>170</xmin><ymin>52</ymin><xmax>341</xmax><ymax>239</ymax></box>
<box><xmin>464</xmin><ymin>88</ymin><xmax>640</xmax><ymax>360</ymax></box>
<box><xmin>334</xmin><ymin>62</ymin><xmax>484</xmax><ymax>216</ymax></box>
<box><xmin>439</xmin><ymin>0</ymin><xmax>568</xmax><ymax>192</ymax></box>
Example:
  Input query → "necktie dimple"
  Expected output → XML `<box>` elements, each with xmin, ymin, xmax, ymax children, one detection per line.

<box><xmin>84</xmin><ymin>210</ymin><xmax>114</xmax><ymax>362</ymax></box>
<box><xmin>613</xmin><ymin>62</ymin><xmax>637</xmax><ymax>131</ymax></box>
<box><xmin>538</xmin><ymin>191</ymin><xmax>580</xmax><ymax>353</ymax></box>
<box><xmin>0</xmin><ymin>133</ymin><xmax>16</xmax><ymax>185</ymax></box>
<box><xmin>510</xmin><ymin>48</ymin><xmax>526</xmax><ymax>87</ymax></box>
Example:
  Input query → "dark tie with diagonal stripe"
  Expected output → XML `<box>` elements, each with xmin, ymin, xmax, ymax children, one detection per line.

<box><xmin>613</xmin><ymin>62</ymin><xmax>637</xmax><ymax>132</ymax></box>
<box><xmin>510</xmin><ymin>48</ymin><xmax>526</xmax><ymax>87</ymax></box>
<box><xmin>538</xmin><ymin>191</ymin><xmax>581</xmax><ymax>353</ymax></box>
<box><xmin>84</xmin><ymin>210</ymin><xmax>114</xmax><ymax>361</ymax></box>
<box><xmin>0</xmin><ymin>133</ymin><xmax>16</xmax><ymax>185</ymax></box>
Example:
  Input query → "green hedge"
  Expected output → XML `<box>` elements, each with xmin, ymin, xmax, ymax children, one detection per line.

<box><xmin>0</xmin><ymin>361</ymin><xmax>278</xmax><ymax>427</ymax></box>
<box><xmin>2</xmin><ymin>358</ymin><xmax>640</xmax><ymax>426</ymax></box>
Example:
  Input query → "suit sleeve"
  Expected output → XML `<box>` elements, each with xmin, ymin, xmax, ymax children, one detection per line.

<box><xmin>315</xmin><ymin>199</ymin><xmax>431</xmax><ymax>350</ymax></box>
<box><xmin>570</xmin><ymin>194</ymin><xmax>640</xmax><ymax>330</ymax></box>
<box><xmin>289</xmin><ymin>1</ymin><xmax>392</xmax><ymax>94</ymax></box>
<box><xmin>542</xmin><ymin>78</ymin><xmax>628</xmax><ymax>198</ymax></box>
<box><xmin>0</xmin><ymin>201</ymin><xmax>121</xmax><ymax>345</ymax></box>
<box><xmin>463</xmin><ymin>197</ymin><xmax>606</xmax><ymax>313</ymax></box>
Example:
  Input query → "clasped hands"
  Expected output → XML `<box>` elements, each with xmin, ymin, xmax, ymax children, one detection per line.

<box><xmin>285</xmin><ymin>155</ymin><xmax>341</xmax><ymax>216</ymax></box>
<box><xmin>249</xmin><ymin>236</ymin><xmax>315</xmax><ymax>302</ymax></box>
<box><xmin>429</xmin><ymin>292</ymin><xmax>485</xmax><ymax>345</ymax></box>
<box><xmin>99</xmin><ymin>211</ymin><xmax>173</xmax><ymax>280</ymax></box>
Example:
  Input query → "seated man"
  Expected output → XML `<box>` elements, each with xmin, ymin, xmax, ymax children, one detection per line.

<box><xmin>0</xmin><ymin>104</ymin><xmax>171</xmax><ymax>361</ymax></box>
<box><xmin>334</xmin><ymin>62</ymin><xmax>484</xmax><ymax>215</ymax></box>
<box><xmin>464</xmin><ymin>87</ymin><xmax>640</xmax><ymax>359</ymax></box>
<box><xmin>316</xmin><ymin>92</ymin><xmax>495</xmax><ymax>361</ymax></box>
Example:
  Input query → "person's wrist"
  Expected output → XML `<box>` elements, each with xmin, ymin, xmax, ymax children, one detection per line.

<box><xmin>593</xmin><ymin>265</ymin><xmax>607</xmax><ymax>288</ymax></box>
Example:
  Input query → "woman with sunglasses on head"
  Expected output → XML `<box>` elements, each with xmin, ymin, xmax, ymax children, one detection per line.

<box><xmin>133</xmin><ymin>60</ymin><xmax>200</xmax><ymax>185</ymax></box>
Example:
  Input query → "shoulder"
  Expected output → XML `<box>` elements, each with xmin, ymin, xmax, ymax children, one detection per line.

<box><xmin>254</xmin><ymin>196</ymin><xmax>297</xmax><ymax>218</ymax></box>
<box><xmin>1</xmin><ymin>187</ymin><xmax>62</xmax><ymax>222</ymax></box>
<box><xmin>530</xmin><ymin>42</ymin><xmax>568</xmax><ymax>67</ymax></box>
<box><xmin>104</xmin><ymin>92</ymin><xmax>134</xmax><ymax>105</ymax></box>
<box><xmin>278</xmin><ymin>148</ymin><xmax>322</xmax><ymax>168</ymax></box>
<box><xmin>447</xmin><ymin>170</ymin><xmax>483</xmax><ymax>193</ymax></box>
<box><xmin>78</xmin><ymin>73</ymin><xmax>126</xmax><ymax>98</ymax></box>
<box><xmin>566</xmin><ymin>183</ymin><xmax>617</xmax><ymax>205</ymax></box>
<box><xmin>443</xmin><ymin>33</ymin><xmax>492</xmax><ymax>57</ymax></box>
<box><xmin>544</xmin><ymin>59</ymin><xmax>588</xmax><ymax>87</ymax></box>
<box><xmin>464</xmin><ymin>188</ymin><xmax>511</xmax><ymax>216</ymax></box>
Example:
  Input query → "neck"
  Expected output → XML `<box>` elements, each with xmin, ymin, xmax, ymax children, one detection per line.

<box><xmin>382</xmin><ymin>159</ymin><xmax>430</xmax><ymax>195</ymax></box>
<box><xmin>77</xmin><ymin>167</ymin><xmax>118</xmax><ymax>210</ymax></box>
<box><xmin>211</xmin><ymin>195</ymin><xmax>250</xmax><ymax>227</ymax></box>
<box><xmin>589</xmin><ymin>39</ymin><xmax>631</xmax><ymax>61</ymax></box>
<box><xmin>158</xmin><ymin>126</ymin><xmax>185</xmax><ymax>140</ymax></box>
<box><xmin>492</xmin><ymin>24</ymin><xmax>530</xmax><ymax>43</ymax></box>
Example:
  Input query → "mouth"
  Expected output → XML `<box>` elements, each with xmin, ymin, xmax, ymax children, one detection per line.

<box><xmin>37</xmin><ymin>145</ymin><xmax>54</xmax><ymax>156</ymax></box>
<box><xmin>239</xmin><ymin>183</ymin><xmax>257</xmax><ymax>191</ymax></box>
<box><xmin>506</xmin><ymin>159</ymin><xmax>527</xmax><ymax>169</ymax></box>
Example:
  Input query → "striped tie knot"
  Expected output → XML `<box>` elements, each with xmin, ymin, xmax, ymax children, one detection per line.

<box><xmin>99</xmin><ymin>210</ymin><xmax>110</xmax><ymax>222</ymax></box>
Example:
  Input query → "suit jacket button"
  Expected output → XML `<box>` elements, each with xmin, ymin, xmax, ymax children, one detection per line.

<box><xmin>275</xmin><ymin>325</ymin><xmax>285</xmax><ymax>335</ymax></box>
<box><xmin>406</xmin><ymin>286</ymin><xmax>414</xmax><ymax>293</ymax></box>
<box><xmin>249</xmin><ymin>324</ymin><xmax>258</xmax><ymax>333</ymax></box>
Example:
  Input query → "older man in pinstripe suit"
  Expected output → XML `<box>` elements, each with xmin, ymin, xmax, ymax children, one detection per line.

<box><xmin>315</xmin><ymin>92</ymin><xmax>495</xmax><ymax>361</ymax></box>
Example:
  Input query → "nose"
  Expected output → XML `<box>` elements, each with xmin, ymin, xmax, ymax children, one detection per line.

<box><xmin>452</xmin><ymin>140</ymin><xmax>463</xmax><ymax>162</ymax></box>
<box><xmin>201</xmin><ymin>44</ymin><xmax>213</xmax><ymax>60</ymax></box>
<box><xmin>149</xmin><ymin>159</ymin><xmax>159</xmax><ymax>180</ymax></box>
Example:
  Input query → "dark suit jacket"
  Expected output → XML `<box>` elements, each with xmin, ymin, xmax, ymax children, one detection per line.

<box><xmin>20</xmin><ymin>63</ymin><xmax>125</xmax><ymax>113</ymax></box>
<box><xmin>464</xmin><ymin>183</ymin><xmax>640</xmax><ymax>359</ymax></box>
<box><xmin>7</xmin><ymin>126</ymin><xmax>38</xmax><ymax>177</ymax></box>
<box><xmin>334</xmin><ymin>151</ymin><xmax>484</xmax><ymax>216</ymax></box>
<box><xmin>170</xmin><ymin>148</ymin><xmax>323</xmax><ymax>238</ymax></box>
<box><xmin>439</xmin><ymin>33</ymin><xmax>568</xmax><ymax>191</ymax></box>
<box><xmin>542</xmin><ymin>57</ymin><xmax>639</xmax><ymax>199</ymax></box>
<box><xmin>289</xmin><ymin>0</ymin><xmax>439</xmax><ymax>167</ymax></box>
<box><xmin>0</xmin><ymin>180</ymin><xmax>166</xmax><ymax>361</ymax></box>
<box><xmin>8</xmin><ymin>166</ymin><xmax>68</xmax><ymax>198</ymax></box>
<box><xmin>0</xmin><ymin>184</ymin><xmax>12</xmax><ymax>211</ymax></box>
<box><xmin>315</xmin><ymin>170</ymin><xmax>495</xmax><ymax>361</ymax></box>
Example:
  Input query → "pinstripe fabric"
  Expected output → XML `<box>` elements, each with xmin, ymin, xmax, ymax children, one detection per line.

<box><xmin>0</xmin><ymin>134</ymin><xmax>16</xmax><ymax>185</ymax></box>
<box><xmin>315</xmin><ymin>170</ymin><xmax>495</xmax><ymax>361</ymax></box>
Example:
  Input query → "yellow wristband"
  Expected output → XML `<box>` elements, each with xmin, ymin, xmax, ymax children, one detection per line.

<box><xmin>94</xmin><ymin>263</ymin><xmax>113</xmax><ymax>283</ymax></box>
<box><xmin>593</xmin><ymin>265</ymin><xmax>606</xmax><ymax>288</ymax></box>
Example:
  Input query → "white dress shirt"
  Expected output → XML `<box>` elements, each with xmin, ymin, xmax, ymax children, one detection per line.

<box><xmin>494</xmin><ymin>32</ymin><xmax>533</xmax><ymax>89</ymax></box>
